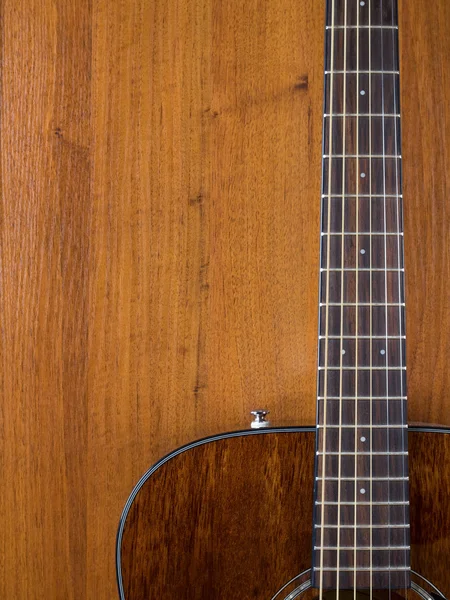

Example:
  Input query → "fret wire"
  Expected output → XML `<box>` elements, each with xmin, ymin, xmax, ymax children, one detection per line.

<box><xmin>314</xmin><ymin>567</ymin><xmax>409</xmax><ymax>572</ymax></box>
<box><xmin>318</xmin><ymin>366</ymin><xmax>406</xmax><ymax>370</ymax></box>
<box><xmin>320</xmin><ymin>268</ymin><xmax>404</xmax><ymax>272</ymax></box>
<box><xmin>319</xmin><ymin>400</ymin><xmax>407</xmax><ymax>406</ymax></box>
<box><xmin>324</xmin><ymin>114</ymin><xmax>400</xmax><ymax>117</ymax></box>
<box><xmin>325</xmin><ymin>70</ymin><xmax>399</xmax><ymax>74</ymax></box>
<box><xmin>319</xmin><ymin>336</ymin><xmax>406</xmax><ymax>339</ymax></box>
<box><xmin>316</xmin><ymin>477</ymin><xmax>409</xmax><ymax>481</ymax></box>
<box><xmin>315</xmin><ymin>501</ymin><xmax>409</xmax><ymax>505</ymax></box>
<box><xmin>321</xmin><ymin>193</ymin><xmax>402</xmax><ymax>197</ymax></box>
<box><xmin>315</xmin><ymin>546</ymin><xmax>410</xmax><ymax>550</ymax></box>
<box><xmin>315</xmin><ymin>524</ymin><xmax>409</xmax><ymax>529</ymax></box>
<box><xmin>317</xmin><ymin>425</ymin><xmax>408</xmax><ymax>429</ymax></box>
<box><xmin>320</xmin><ymin>268</ymin><xmax>404</xmax><ymax>271</ymax></box>
<box><xmin>319</xmin><ymin>303</ymin><xmax>405</xmax><ymax>306</ymax></box>
<box><xmin>323</xmin><ymin>155</ymin><xmax>401</xmax><ymax>158</ymax></box>
<box><xmin>321</xmin><ymin>233</ymin><xmax>403</xmax><ymax>236</ymax></box>
<box><xmin>318</xmin><ymin>397</ymin><xmax>407</xmax><ymax>400</ymax></box>
<box><xmin>317</xmin><ymin>451</ymin><xmax>407</xmax><ymax>456</ymax></box>
<box><xmin>326</xmin><ymin>25</ymin><xmax>398</xmax><ymax>29</ymax></box>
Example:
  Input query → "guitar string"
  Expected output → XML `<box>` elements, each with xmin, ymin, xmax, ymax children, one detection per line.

<box><xmin>354</xmin><ymin>0</ymin><xmax>360</xmax><ymax>597</ymax></box>
<box><xmin>380</xmin><ymin>1</ymin><xmax>393</xmax><ymax>595</ymax></box>
<box><xmin>368</xmin><ymin>1</ymin><xmax>374</xmax><ymax>597</ymax></box>
<box><xmin>337</xmin><ymin>0</ymin><xmax>350</xmax><ymax>595</ymax></box>
<box><xmin>319</xmin><ymin>0</ymin><xmax>337</xmax><ymax>597</ymax></box>
<box><xmin>390</xmin><ymin>1</ymin><xmax>408</xmax><ymax>593</ymax></box>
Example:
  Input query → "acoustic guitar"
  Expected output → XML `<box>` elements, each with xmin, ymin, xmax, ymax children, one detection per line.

<box><xmin>116</xmin><ymin>1</ymin><xmax>450</xmax><ymax>598</ymax></box>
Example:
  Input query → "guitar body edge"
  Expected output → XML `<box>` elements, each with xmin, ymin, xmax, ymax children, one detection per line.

<box><xmin>117</xmin><ymin>426</ymin><xmax>450</xmax><ymax>600</ymax></box>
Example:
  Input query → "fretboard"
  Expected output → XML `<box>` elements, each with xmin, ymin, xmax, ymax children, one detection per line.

<box><xmin>312</xmin><ymin>0</ymin><xmax>410</xmax><ymax>591</ymax></box>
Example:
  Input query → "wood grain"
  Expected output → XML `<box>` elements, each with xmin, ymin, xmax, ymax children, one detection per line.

<box><xmin>119</xmin><ymin>428</ymin><xmax>450</xmax><ymax>598</ymax></box>
<box><xmin>0</xmin><ymin>1</ymin><xmax>91</xmax><ymax>598</ymax></box>
<box><xmin>400</xmin><ymin>0</ymin><xmax>450</xmax><ymax>425</ymax></box>
<box><xmin>0</xmin><ymin>1</ymin><xmax>448</xmax><ymax>598</ymax></box>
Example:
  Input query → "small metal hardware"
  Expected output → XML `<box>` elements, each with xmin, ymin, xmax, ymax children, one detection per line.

<box><xmin>250</xmin><ymin>410</ymin><xmax>271</xmax><ymax>429</ymax></box>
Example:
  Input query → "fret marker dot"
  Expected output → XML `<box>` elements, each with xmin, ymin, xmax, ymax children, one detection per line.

<box><xmin>360</xmin><ymin>90</ymin><xmax>366</xmax><ymax>96</ymax></box>
<box><xmin>360</xmin><ymin>1</ymin><xmax>365</xmax><ymax>5</ymax></box>
<box><xmin>360</xmin><ymin>436</ymin><xmax>366</xmax><ymax>442</ymax></box>
<box><xmin>360</xmin><ymin>249</ymin><xmax>366</xmax><ymax>255</ymax></box>
<box><xmin>342</xmin><ymin>349</ymin><xmax>346</xmax><ymax>355</ymax></box>
<box><xmin>380</xmin><ymin>349</ymin><xmax>386</xmax><ymax>355</ymax></box>
<box><xmin>360</xmin><ymin>488</ymin><xmax>366</xmax><ymax>495</ymax></box>
<box><xmin>360</xmin><ymin>172</ymin><xmax>366</xmax><ymax>178</ymax></box>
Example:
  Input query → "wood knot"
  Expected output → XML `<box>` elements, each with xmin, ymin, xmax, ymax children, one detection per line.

<box><xmin>294</xmin><ymin>74</ymin><xmax>309</xmax><ymax>91</ymax></box>
<box><xmin>193</xmin><ymin>384</ymin><xmax>206</xmax><ymax>395</ymax></box>
<box><xmin>189</xmin><ymin>193</ymin><xmax>204</xmax><ymax>206</ymax></box>
<box><xmin>203</xmin><ymin>107</ymin><xmax>219</xmax><ymax>118</ymax></box>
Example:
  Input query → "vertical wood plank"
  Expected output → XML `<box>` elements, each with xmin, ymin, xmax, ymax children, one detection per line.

<box><xmin>0</xmin><ymin>0</ymin><xmax>91</xmax><ymax>598</ymax></box>
<box><xmin>87</xmin><ymin>0</ymin><xmax>213</xmax><ymax>595</ymax></box>
<box><xmin>399</xmin><ymin>0</ymin><xmax>450</xmax><ymax>425</ymax></box>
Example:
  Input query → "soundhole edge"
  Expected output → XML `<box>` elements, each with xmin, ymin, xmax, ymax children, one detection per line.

<box><xmin>271</xmin><ymin>570</ymin><xmax>447</xmax><ymax>600</ymax></box>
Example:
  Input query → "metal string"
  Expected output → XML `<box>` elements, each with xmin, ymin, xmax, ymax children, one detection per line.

<box><xmin>337</xmin><ymin>1</ymin><xmax>350</xmax><ymax>596</ymax></box>
<box><xmin>380</xmin><ymin>0</ymin><xmax>392</xmax><ymax>596</ymax></box>
<box><xmin>319</xmin><ymin>0</ymin><xmax>337</xmax><ymax>597</ymax></box>
<box><xmin>354</xmin><ymin>0</ymin><xmax>361</xmax><ymax>596</ymax></box>
<box><xmin>390</xmin><ymin>1</ymin><xmax>409</xmax><ymax>593</ymax></box>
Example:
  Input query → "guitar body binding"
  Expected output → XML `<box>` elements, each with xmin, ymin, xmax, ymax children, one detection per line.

<box><xmin>116</xmin><ymin>426</ymin><xmax>450</xmax><ymax>600</ymax></box>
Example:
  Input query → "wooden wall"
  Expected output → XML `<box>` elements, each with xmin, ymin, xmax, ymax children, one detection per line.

<box><xmin>0</xmin><ymin>0</ymin><xmax>448</xmax><ymax>598</ymax></box>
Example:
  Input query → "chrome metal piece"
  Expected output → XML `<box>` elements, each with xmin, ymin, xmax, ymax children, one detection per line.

<box><xmin>250</xmin><ymin>409</ymin><xmax>271</xmax><ymax>428</ymax></box>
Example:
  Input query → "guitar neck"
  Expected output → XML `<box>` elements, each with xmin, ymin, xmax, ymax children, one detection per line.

<box><xmin>312</xmin><ymin>0</ymin><xmax>410</xmax><ymax>591</ymax></box>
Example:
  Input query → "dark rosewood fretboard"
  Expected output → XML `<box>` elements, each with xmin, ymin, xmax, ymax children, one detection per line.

<box><xmin>312</xmin><ymin>0</ymin><xmax>410</xmax><ymax>592</ymax></box>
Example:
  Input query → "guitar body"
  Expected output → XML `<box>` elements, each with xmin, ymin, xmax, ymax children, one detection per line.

<box><xmin>117</xmin><ymin>426</ymin><xmax>450</xmax><ymax>600</ymax></box>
